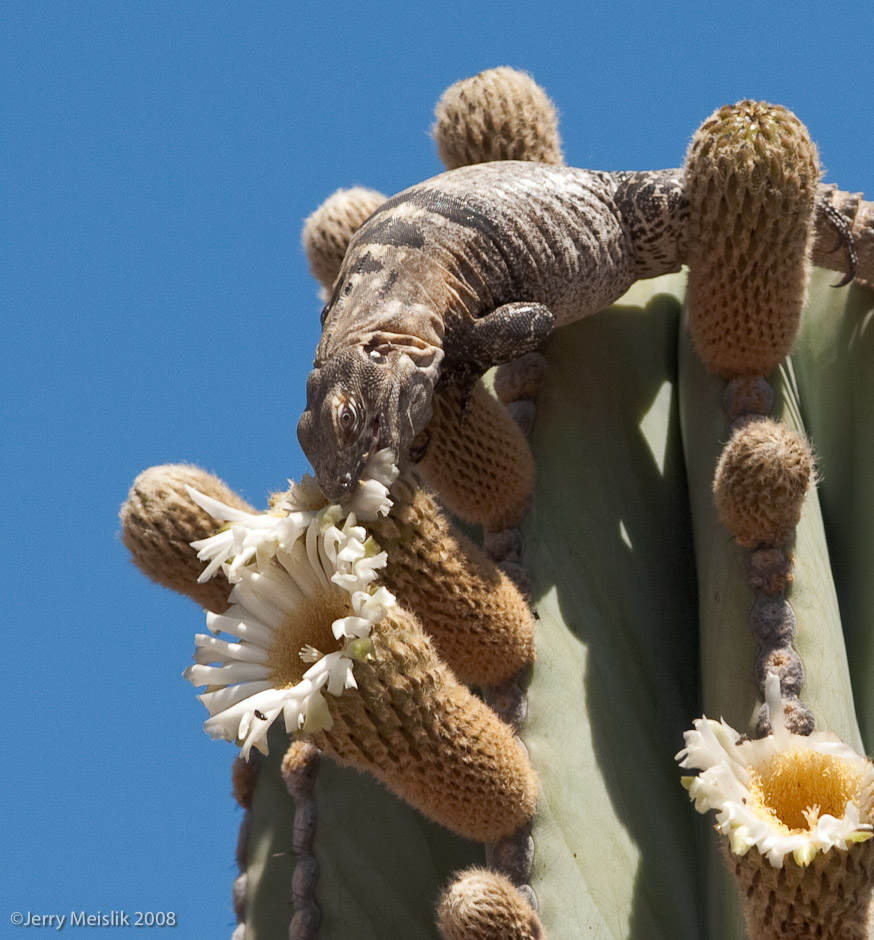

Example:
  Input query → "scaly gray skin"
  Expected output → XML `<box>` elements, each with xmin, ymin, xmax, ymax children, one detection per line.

<box><xmin>298</xmin><ymin>160</ymin><xmax>688</xmax><ymax>502</ymax></box>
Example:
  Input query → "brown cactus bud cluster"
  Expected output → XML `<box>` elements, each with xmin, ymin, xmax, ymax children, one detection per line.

<box><xmin>119</xmin><ymin>463</ymin><xmax>254</xmax><ymax>612</ymax></box>
<box><xmin>686</xmin><ymin>100</ymin><xmax>820</xmax><ymax>378</ymax></box>
<box><xmin>681</xmin><ymin>100</ymin><xmax>828</xmax><ymax>750</ymax></box>
<box><xmin>423</xmin><ymin>65</ymin><xmax>554</xmax><ymax>902</ymax></box>
<box><xmin>711</xmin><ymin>416</ymin><xmax>816</xmax><ymax>736</ymax></box>
<box><xmin>370</xmin><ymin>476</ymin><xmax>536</xmax><ymax>688</ymax></box>
<box><xmin>310</xmin><ymin>605</ymin><xmax>538</xmax><ymax>843</ymax></box>
<box><xmin>414</xmin><ymin>380</ymin><xmax>536</xmax><ymax>532</ymax></box>
<box><xmin>432</xmin><ymin>67</ymin><xmax>563</xmax><ymax>170</ymax></box>
<box><xmin>301</xmin><ymin>186</ymin><xmax>386</xmax><ymax>290</ymax></box>
<box><xmin>685</xmin><ymin>101</ymin><xmax>822</xmax><ymax>740</ymax></box>
<box><xmin>713</xmin><ymin>417</ymin><xmax>814</xmax><ymax>549</ymax></box>
<box><xmin>437</xmin><ymin>867</ymin><xmax>547</xmax><ymax>940</ymax></box>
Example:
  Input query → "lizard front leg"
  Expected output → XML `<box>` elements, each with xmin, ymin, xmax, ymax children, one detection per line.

<box><xmin>443</xmin><ymin>301</ymin><xmax>555</xmax><ymax>386</ymax></box>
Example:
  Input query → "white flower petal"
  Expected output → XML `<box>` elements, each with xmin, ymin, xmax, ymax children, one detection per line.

<box><xmin>332</xmin><ymin>616</ymin><xmax>372</xmax><ymax>640</ymax></box>
<box><xmin>198</xmin><ymin>681</ymin><xmax>272</xmax><ymax>715</ymax></box>
<box><xmin>299</xmin><ymin>689</ymin><xmax>333</xmax><ymax>733</ymax></box>
<box><xmin>205</xmin><ymin>607</ymin><xmax>274</xmax><ymax>646</ymax></box>
<box><xmin>251</xmin><ymin>564</ymin><xmax>309</xmax><ymax>614</ymax></box>
<box><xmin>321</xmin><ymin>523</ymin><xmax>342</xmax><ymax>569</ymax></box>
<box><xmin>347</xmin><ymin>448</ymin><xmax>398</xmax><ymax>520</ymax></box>
<box><xmin>307</xmin><ymin>518</ymin><xmax>332</xmax><ymax>590</ymax></box>
<box><xmin>195</xmin><ymin>548</ymin><xmax>232</xmax><ymax>583</ymax></box>
<box><xmin>193</xmin><ymin>634</ymin><xmax>269</xmax><ymax>665</ymax></box>
<box><xmin>203</xmin><ymin>686</ymin><xmax>289</xmax><ymax>738</ymax></box>
<box><xmin>351</xmin><ymin>587</ymin><xmax>395</xmax><ymax>620</ymax></box>
<box><xmin>184</xmin><ymin>661</ymin><xmax>270</xmax><ymax>687</ymax></box>
<box><xmin>274</xmin><ymin>540</ymin><xmax>320</xmax><ymax>597</ymax></box>
<box><xmin>186</xmin><ymin>486</ymin><xmax>261</xmax><ymax>525</ymax></box>
<box><xmin>327</xmin><ymin>658</ymin><xmax>356</xmax><ymax>696</ymax></box>
<box><xmin>232</xmin><ymin>571</ymin><xmax>287</xmax><ymax>629</ymax></box>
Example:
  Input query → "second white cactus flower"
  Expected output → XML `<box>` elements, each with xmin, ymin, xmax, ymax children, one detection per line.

<box><xmin>677</xmin><ymin>674</ymin><xmax>874</xmax><ymax>868</ymax></box>
<box><xmin>678</xmin><ymin>674</ymin><xmax>874</xmax><ymax>937</ymax></box>
<box><xmin>182</xmin><ymin>452</ymin><xmax>399</xmax><ymax>757</ymax></box>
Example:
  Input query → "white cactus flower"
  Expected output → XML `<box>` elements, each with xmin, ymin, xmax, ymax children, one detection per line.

<box><xmin>184</xmin><ymin>462</ymin><xmax>397</xmax><ymax>757</ymax></box>
<box><xmin>677</xmin><ymin>674</ymin><xmax>874</xmax><ymax>869</ymax></box>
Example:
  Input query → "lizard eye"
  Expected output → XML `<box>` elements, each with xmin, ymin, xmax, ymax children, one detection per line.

<box><xmin>336</xmin><ymin>400</ymin><xmax>360</xmax><ymax>438</ymax></box>
<box><xmin>369</xmin><ymin>349</ymin><xmax>386</xmax><ymax>364</ymax></box>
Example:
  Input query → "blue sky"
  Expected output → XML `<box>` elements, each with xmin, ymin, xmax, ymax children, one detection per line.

<box><xmin>5</xmin><ymin>2</ymin><xmax>874</xmax><ymax>936</ymax></box>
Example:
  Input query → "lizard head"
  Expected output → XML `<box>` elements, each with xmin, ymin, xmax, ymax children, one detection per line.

<box><xmin>297</xmin><ymin>345</ymin><xmax>437</xmax><ymax>504</ymax></box>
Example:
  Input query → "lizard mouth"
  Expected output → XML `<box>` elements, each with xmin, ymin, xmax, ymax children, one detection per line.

<box><xmin>359</xmin><ymin>412</ymin><xmax>394</xmax><ymax>476</ymax></box>
<box><xmin>333</xmin><ymin>412</ymin><xmax>394</xmax><ymax>503</ymax></box>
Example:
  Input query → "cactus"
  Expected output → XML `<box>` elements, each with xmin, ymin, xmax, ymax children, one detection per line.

<box><xmin>119</xmin><ymin>69</ymin><xmax>874</xmax><ymax>938</ymax></box>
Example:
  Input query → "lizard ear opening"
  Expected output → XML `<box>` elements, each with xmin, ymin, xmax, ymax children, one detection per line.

<box><xmin>364</xmin><ymin>334</ymin><xmax>443</xmax><ymax>375</ymax></box>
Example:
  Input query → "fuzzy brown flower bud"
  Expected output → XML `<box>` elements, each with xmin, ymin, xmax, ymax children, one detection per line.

<box><xmin>310</xmin><ymin>607</ymin><xmax>538</xmax><ymax>843</ymax></box>
<box><xmin>120</xmin><ymin>464</ymin><xmax>255</xmax><ymax>611</ymax></box>
<box><xmin>372</xmin><ymin>478</ymin><xmax>536</xmax><ymax>688</ymax></box>
<box><xmin>437</xmin><ymin>867</ymin><xmax>547</xmax><ymax>940</ymax></box>
<box><xmin>414</xmin><ymin>380</ymin><xmax>535</xmax><ymax>531</ymax></box>
<box><xmin>713</xmin><ymin>417</ymin><xmax>814</xmax><ymax>548</ymax></box>
<box><xmin>686</xmin><ymin>100</ymin><xmax>820</xmax><ymax>377</ymax></box>
<box><xmin>302</xmin><ymin>186</ymin><xmax>386</xmax><ymax>290</ymax></box>
<box><xmin>432</xmin><ymin>67</ymin><xmax>563</xmax><ymax>170</ymax></box>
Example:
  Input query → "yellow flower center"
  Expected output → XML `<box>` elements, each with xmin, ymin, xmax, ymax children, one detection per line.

<box><xmin>747</xmin><ymin>749</ymin><xmax>864</xmax><ymax>834</ymax></box>
<box><xmin>265</xmin><ymin>590</ymin><xmax>350</xmax><ymax>688</ymax></box>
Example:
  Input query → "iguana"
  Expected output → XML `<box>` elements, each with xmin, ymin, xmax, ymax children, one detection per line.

<box><xmin>297</xmin><ymin>160</ymin><xmax>688</xmax><ymax>502</ymax></box>
<box><xmin>297</xmin><ymin>160</ymin><xmax>857</xmax><ymax>503</ymax></box>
